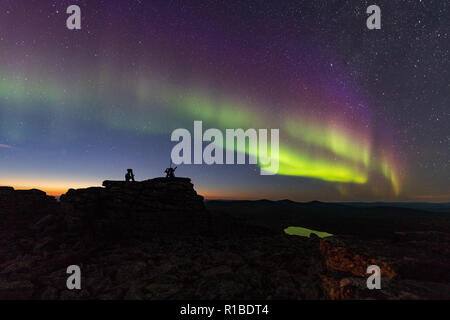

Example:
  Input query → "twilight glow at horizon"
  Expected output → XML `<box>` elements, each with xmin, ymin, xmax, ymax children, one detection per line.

<box><xmin>0</xmin><ymin>1</ymin><xmax>448</xmax><ymax>201</ymax></box>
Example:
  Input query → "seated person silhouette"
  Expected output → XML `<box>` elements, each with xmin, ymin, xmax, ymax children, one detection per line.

<box><xmin>125</xmin><ymin>169</ymin><xmax>135</xmax><ymax>182</ymax></box>
<box><xmin>164</xmin><ymin>167</ymin><xmax>177</xmax><ymax>178</ymax></box>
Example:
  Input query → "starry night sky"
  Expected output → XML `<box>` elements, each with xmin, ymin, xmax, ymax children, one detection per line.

<box><xmin>0</xmin><ymin>0</ymin><xmax>448</xmax><ymax>201</ymax></box>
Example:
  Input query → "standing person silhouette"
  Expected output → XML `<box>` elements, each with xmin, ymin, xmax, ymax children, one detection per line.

<box><xmin>165</xmin><ymin>166</ymin><xmax>177</xmax><ymax>178</ymax></box>
<box><xmin>125</xmin><ymin>169</ymin><xmax>135</xmax><ymax>182</ymax></box>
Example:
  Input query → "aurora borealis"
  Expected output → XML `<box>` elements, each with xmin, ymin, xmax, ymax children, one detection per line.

<box><xmin>0</xmin><ymin>1</ymin><xmax>448</xmax><ymax>201</ymax></box>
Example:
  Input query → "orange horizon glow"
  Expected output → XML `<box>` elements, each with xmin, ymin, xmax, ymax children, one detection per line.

<box><xmin>3</xmin><ymin>182</ymin><xmax>254</xmax><ymax>200</ymax></box>
<box><xmin>2</xmin><ymin>181</ymin><xmax>449</xmax><ymax>202</ymax></box>
<box><xmin>1</xmin><ymin>177</ymin><xmax>102</xmax><ymax>197</ymax></box>
<box><xmin>6</xmin><ymin>185</ymin><xmax>94</xmax><ymax>197</ymax></box>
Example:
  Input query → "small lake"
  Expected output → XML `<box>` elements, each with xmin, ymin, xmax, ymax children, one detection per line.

<box><xmin>284</xmin><ymin>226</ymin><xmax>333</xmax><ymax>238</ymax></box>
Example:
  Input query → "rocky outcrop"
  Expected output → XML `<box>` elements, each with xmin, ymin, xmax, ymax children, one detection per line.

<box><xmin>0</xmin><ymin>187</ymin><xmax>57</xmax><ymax>216</ymax></box>
<box><xmin>61</xmin><ymin>178</ymin><xmax>205</xmax><ymax>214</ymax></box>
<box><xmin>1</xmin><ymin>181</ymin><xmax>449</xmax><ymax>300</ymax></box>
<box><xmin>59</xmin><ymin>178</ymin><xmax>208</xmax><ymax>237</ymax></box>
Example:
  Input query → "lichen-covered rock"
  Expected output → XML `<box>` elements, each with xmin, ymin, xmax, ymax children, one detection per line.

<box><xmin>319</xmin><ymin>237</ymin><xmax>397</xmax><ymax>279</ymax></box>
<box><xmin>319</xmin><ymin>233</ymin><xmax>450</xmax><ymax>299</ymax></box>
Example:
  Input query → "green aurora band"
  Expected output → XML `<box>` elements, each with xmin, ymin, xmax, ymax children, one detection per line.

<box><xmin>0</xmin><ymin>72</ymin><xmax>401</xmax><ymax>195</ymax></box>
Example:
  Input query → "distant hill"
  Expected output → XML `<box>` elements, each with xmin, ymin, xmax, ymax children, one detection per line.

<box><xmin>205</xmin><ymin>200</ymin><xmax>450</xmax><ymax>239</ymax></box>
<box><xmin>205</xmin><ymin>199</ymin><xmax>450</xmax><ymax>213</ymax></box>
<box><xmin>343</xmin><ymin>202</ymin><xmax>450</xmax><ymax>213</ymax></box>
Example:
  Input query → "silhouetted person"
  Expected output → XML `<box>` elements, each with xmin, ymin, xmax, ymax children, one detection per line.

<box><xmin>165</xmin><ymin>167</ymin><xmax>177</xmax><ymax>178</ymax></box>
<box><xmin>125</xmin><ymin>169</ymin><xmax>135</xmax><ymax>182</ymax></box>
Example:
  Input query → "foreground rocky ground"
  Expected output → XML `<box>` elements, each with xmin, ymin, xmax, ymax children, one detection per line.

<box><xmin>0</xmin><ymin>180</ymin><xmax>449</xmax><ymax>299</ymax></box>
